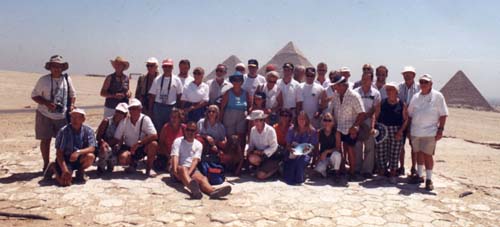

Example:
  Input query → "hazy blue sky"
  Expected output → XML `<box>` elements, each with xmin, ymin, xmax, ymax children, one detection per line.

<box><xmin>1</xmin><ymin>0</ymin><xmax>499</xmax><ymax>99</ymax></box>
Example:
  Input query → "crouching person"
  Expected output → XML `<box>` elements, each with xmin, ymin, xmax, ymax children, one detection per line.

<box><xmin>171</xmin><ymin>121</ymin><xmax>232</xmax><ymax>199</ymax></box>
<box><xmin>45</xmin><ymin>108</ymin><xmax>96</xmax><ymax>186</ymax></box>
<box><xmin>112</xmin><ymin>98</ymin><xmax>158</xmax><ymax>177</ymax></box>
<box><xmin>246</xmin><ymin>110</ymin><xmax>280</xmax><ymax>180</ymax></box>
<box><xmin>95</xmin><ymin>102</ymin><xmax>128</xmax><ymax>174</ymax></box>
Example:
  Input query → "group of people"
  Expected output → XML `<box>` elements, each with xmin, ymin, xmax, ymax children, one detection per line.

<box><xmin>32</xmin><ymin>54</ymin><xmax>448</xmax><ymax>199</ymax></box>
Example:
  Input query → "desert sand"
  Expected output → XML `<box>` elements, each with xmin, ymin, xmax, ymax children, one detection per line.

<box><xmin>0</xmin><ymin>70</ymin><xmax>498</xmax><ymax>226</ymax></box>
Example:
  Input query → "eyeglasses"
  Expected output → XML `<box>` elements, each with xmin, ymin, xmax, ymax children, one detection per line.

<box><xmin>231</xmin><ymin>79</ymin><xmax>243</xmax><ymax>83</ymax></box>
<box><xmin>207</xmin><ymin>110</ymin><xmax>216</xmax><ymax>114</ymax></box>
<box><xmin>194</xmin><ymin>71</ymin><xmax>202</xmax><ymax>75</ymax></box>
<box><xmin>186</xmin><ymin>128</ymin><xmax>196</xmax><ymax>132</ymax></box>
<box><xmin>267</xmin><ymin>80</ymin><xmax>277</xmax><ymax>84</ymax></box>
<box><xmin>216</xmin><ymin>69</ymin><xmax>225</xmax><ymax>73</ymax></box>
<box><xmin>363</xmin><ymin>68</ymin><xmax>371</xmax><ymax>70</ymax></box>
<box><xmin>419</xmin><ymin>80</ymin><xmax>430</xmax><ymax>84</ymax></box>
<box><xmin>146</xmin><ymin>64</ymin><xmax>156</xmax><ymax>68</ymax></box>
<box><xmin>323</xmin><ymin>119</ymin><xmax>333</xmax><ymax>122</ymax></box>
<box><xmin>254</xmin><ymin>119</ymin><xmax>265</xmax><ymax>122</ymax></box>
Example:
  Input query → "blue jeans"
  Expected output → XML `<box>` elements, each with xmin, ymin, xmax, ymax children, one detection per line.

<box><xmin>153</xmin><ymin>102</ymin><xmax>174</xmax><ymax>133</ymax></box>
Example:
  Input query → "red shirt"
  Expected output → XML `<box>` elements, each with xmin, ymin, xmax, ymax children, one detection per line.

<box><xmin>161</xmin><ymin>123</ymin><xmax>185</xmax><ymax>153</ymax></box>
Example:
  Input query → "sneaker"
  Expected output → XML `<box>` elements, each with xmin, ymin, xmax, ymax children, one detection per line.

<box><xmin>188</xmin><ymin>180</ymin><xmax>202</xmax><ymax>199</ymax></box>
<box><xmin>425</xmin><ymin>179</ymin><xmax>434</xmax><ymax>191</ymax></box>
<box><xmin>209</xmin><ymin>185</ymin><xmax>232</xmax><ymax>199</ymax></box>
<box><xmin>409</xmin><ymin>175</ymin><xmax>424</xmax><ymax>184</ymax></box>
<box><xmin>146</xmin><ymin>169</ymin><xmax>157</xmax><ymax>178</ymax></box>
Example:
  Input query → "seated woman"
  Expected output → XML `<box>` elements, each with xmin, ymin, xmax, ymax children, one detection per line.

<box><xmin>313</xmin><ymin>112</ymin><xmax>342</xmax><ymax>181</ymax></box>
<box><xmin>247</xmin><ymin>91</ymin><xmax>266</xmax><ymax>137</ymax></box>
<box><xmin>274</xmin><ymin>109</ymin><xmax>293</xmax><ymax>148</ymax></box>
<box><xmin>156</xmin><ymin>108</ymin><xmax>185</xmax><ymax>172</ymax></box>
<box><xmin>283</xmin><ymin>111</ymin><xmax>318</xmax><ymax>185</ymax></box>
<box><xmin>95</xmin><ymin>102</ymin><xmax>128</xmax><ymax>174</ymax></box>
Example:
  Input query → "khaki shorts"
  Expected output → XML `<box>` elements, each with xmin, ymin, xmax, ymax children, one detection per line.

<box><xmin>411</xmin><ymin>136</ymin><xmax>436</xmax><ymax>155</ymax></box>
<box><xmin>35</xmin><ymin>110</ymin><xmax>67</xmax><ymax>140</ymax></box>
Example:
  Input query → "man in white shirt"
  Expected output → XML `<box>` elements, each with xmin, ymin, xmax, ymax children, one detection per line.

<box><xmin>294</xmin><ymin>65</ymin><xmax>306</xmax><ymax>83</ymax></box>
<box><xmin>32</xmin><ymin>55</ymin><xmax>76</xmax><ymax>172</ymax></box>
<box><xmin>374</xmin><ymin>65</ymin><xmax>389</xmax><ymax>100</ymax></box>
<box><xmin>148</xmin><ymin>58</ymin><xmax>184</xmax><ymax>132</ymax></box>
<box><xmin>178</xmin><ymin>59</ymin><xmax>194</xmax><ymax>88</ymax></box>
<box><xmin>246</xmin><ymin>110</ymin><xmax>279</xmax><ymax>180</ymax></box>
<box><xmin>258</xmin><ymin>71</ymin><xmax>280</xmax><ymax>124</ymax></box>
<box><xmin>171</xmin><ymin>122</ymin><xmax>232</xmax><ymax>199</ymax></box>
<box><xmin>113</xmin><ymin>99</ymin><xmax>159</xmax><ymax>177</ymax></box>
<box><xmin>242</xmin><ymin>59</ymin><xmax>266</xmax><ymax>98</ymax></box>
<box><xmin>315</xmin><ymin>62</ymin><xmax>331</xmax><ymax>88</ymax></box>
<box><xmin>354</xmin><ymin>72</ymin><xmax>381</xmax><ymax>178</ymax></box>
<box><xmin>277</xmin><ymin>63</ymin><xmax>303</xmax><ymax>117</ymax></box>
<box><xmin>208</xmin><ymin>64</ymin><xmax>232</xmax><ymax>105</ymax></box>
<box><xmin>301</xmin><ymin>67</ymin><xmax>325</xmax><ymax>129</ymax></box>
<box><xmin>408</xmin><ymin>74</ymin><xmax>448</xmax><ymax>191</ymax></box>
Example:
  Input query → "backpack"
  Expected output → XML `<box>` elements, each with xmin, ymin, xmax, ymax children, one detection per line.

<box><xmin>198</xmin><ymin>161</ymin><xmax>225</xmax><ymax>185</ymax></box>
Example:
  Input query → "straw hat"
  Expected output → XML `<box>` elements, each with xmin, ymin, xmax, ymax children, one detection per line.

<box><xmin>110</xmin><ymin>56</ymin><xmax>130</xmax><ymax>70</ymax></box>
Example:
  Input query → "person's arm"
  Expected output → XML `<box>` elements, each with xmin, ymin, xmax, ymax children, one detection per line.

<box><xmin>134</xmin><ymin>76</ymin><xmax>143</xmax><ymax>100</ymax></box>
<box><xmin>96</xmin><ymin>118</ymin><xmax>109</xmax><ymax>142</ymax></box>
<box><xmin>171</xmin><ymin>155</ymin><xmax>179</xmax><ymax>176</ymax></box>
<box><xmin>371</xmin><ymin>100</ymin><xmax>381</xmax><ymax>131</ymax></box>
<box><xmin>100</xmin><ymin>76</ymin><xmax>113</xmax><ymax>98</ymax></box>
<box><xmin>219</xmin><ymin>91</ymin><xmax>229</xmax><ymax>120</ymax></box>
<box><xmin>276</xmin><ymin>91</ymin><xmax>283</xmax><ymax>110</ymax></box>
<box><xmin>188</xmin><ymin>158</ymin><xmax>200</xmax><ymax>176</ymax></box>
<box><xmin>263</xmin><ymin>129</ymin><xmax>278</xmax><ymax>157</ymax></box>
<box><xmin>32</xmin><ymin>96</ymin><xmax>57</xmax><ymax>111</ymax></box>
<box><xmin>436</xmin><ymin>116</ymin><xmax>447</xmax><ymax>141</ymax></box>
<box><xmin>396</xmin><ymin>104</ymin><xmax>409</xmax><ymax>140</ymax></box>
<box><xmin>246</xmin><ymin>91</ymin><xmax>252</xmax><ymax>113</ymax></box>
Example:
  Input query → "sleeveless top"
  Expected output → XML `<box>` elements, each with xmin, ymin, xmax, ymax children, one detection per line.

<box><xmin>319</xmin><ymin>128</ymin><xmax>336</xmax><ymax>154</ymax></box>
<box><xmin>105</xmin><ymin>73</ymin><xmax>129</xmax><ymax>108</ymax></box>
<box><xmin>378</xmin><ymin>99</ymin><xmax>404</xmax><ymax>126</ymax></box>
<box><xmin>226</xmin><ymin>89</ymin><xmax>247</xmax><ymax>111</ymax></box>
<box><xmin>104</xmin><ymin>116</ymin><xmax>119</xmax><ymax>141</ymax></box>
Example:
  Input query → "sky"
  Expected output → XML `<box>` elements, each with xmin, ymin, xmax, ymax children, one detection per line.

<box><xmin>1</xmin><ymin>0</ymin><xmax>500</xmax><ymax>99</ymax></box>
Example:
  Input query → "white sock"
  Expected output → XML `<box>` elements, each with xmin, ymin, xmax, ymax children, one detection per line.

<box><xmin>417</xmin><ymin>165</ymin><xmax>424</xmax><ymax>177</ymax></box>
<box><xmin>426</xmin><ymin>169</ymin><xmax>432</xmax><ymax>180</ymax></box>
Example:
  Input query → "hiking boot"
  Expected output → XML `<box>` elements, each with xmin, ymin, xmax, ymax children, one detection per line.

<box><xmin>188</xmin><ymin>180</ymin><xmax>202</xmax><ymax>199</ymax></box>
<box><xmin>409</xmin><ymin>175</ymin><xmax>424</xmax><ymax>184</ymax></box>
<box><xmin>425</xmin><ymin>179</ymin><xmax>434</xmax><ymax>191</ymax></box>
<box><xmin>209</xmin><ymin>185</ymin><xmax>232</xmax><ymax>199</ymax></box>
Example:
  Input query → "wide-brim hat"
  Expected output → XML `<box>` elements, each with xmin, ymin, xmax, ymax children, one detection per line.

<box><xmin>330</xmin><ymin>75</ymin><xmax>347</xmax><ymax>86</ymax></box>
<box><xmin>145</xmin><ymin>57</ymin><xmax>159</xmax><ymax>66</ymax></box>
<box><xmin>246</xmin><ymin>110</ymin><xmax>268</xmax><ymax>120</ymax></box>
<box><xmin>44</xmin><ymin>55</ymin><xmax>69</xmax><ymax>71</ymax></box>
<box><xmin>110</xmin><ymin>56</ymin><xmax>130</xmax><ymax>70</ymax></box>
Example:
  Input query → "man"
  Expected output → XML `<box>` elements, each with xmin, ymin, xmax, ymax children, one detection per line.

<box><xmin>113</xmin><ymin>98</ymin><xmax>159</xmax><ymax>177</ymax></box>
<box><xmin>44</xmin><ymin>108</ymin><xmax>95</xmax><ymax>186</ymax></box>
<box><xmin>398</xmin><ymin>66</ymin><xmax>420</xmax><ymax>176</ymax></box>
<box><xmin>294</xmin><ymin>65</ymin><xmax>306</xmax><ymax>83</ymax></box>
<box><xmin>331</xmin><ymin>75</ymin><xmax>366</xmax><ymax>180</ymax></box>
<box><xmin>353</xmin><ymin>64</ymin><xmax>374</xmax><ymax>89</ymax></box>
<box><xmin>235</xmin><ymin>63</ymin><xmax>246</xmax><ymax>74</ymax></box>
<box><xmin>300</xmin><ymin>67</ymin><xmax>325</xmax><ymax>129</ymax></box>
<box><xmin>171</xmin><ymin>121</ymin><xmax>232</xmax><ymax>199</ymax></box>
<box><xmin>178</xmin><ymin>59</ymin><xmax>194</xmax><ymax>88</ymax></box>
<box><xmin>242</xmin><ymin>59</ymin><xmax>266</xmax><ymax>97</ymax></box>
<box><xmin>354</xmin><ymin>72</ymin><xmax>381</xmax><ymax>178</ymax></box>
<box><xmin>277</xmin><ymin>63</ymin><xmax>303</xmax><ymax>117</ymax></box>
<box><xmin>259</xmin><ymin>71</ymin><xmax>280</xmax><ymax>124</ymax></box>
<box><xmin>340</xmin><ymin>67</ymin><xmax>355</xmax><ymax>89</ymax></box>
<box><xmin>208</xmin><ymin>64</ymin><xmax>232</xmax><ymax>106</ymax></box>
<box><xmin>246</xmin><ymin>110</ymin><xmax>279</xmax><ymax>180</ymax></box>
<box><xmin>135</xmin><ymin>57</ymin><xmax>159</xmax><ymax>116</ymax></box>
<box><xmin>148</xmin><ymin>59</ymin><xmax>183</xmax><ymax>132</ymax></box>
<box><xmin>408</xmin><ymin>74</ymin><xmax>448</xmax><ymax>191</ymax></box>
<box><xmin>100</xmin><ymin>56</ymin><xmax>131</xmax><ymax>118</ymax></box>
<box><xmin>375</xmin><ymin>65</ymin><xmax>389</xmax><ymax>100</ymax></box>
<box><xmin>32</xmin><ymin>55</ymin><xmax>76</xmax><ymax>172</ymax></box>
<box><xmin>315</xmin><ymin>62</ymin><xmax>330</xmax><ymax>88</ymax></box>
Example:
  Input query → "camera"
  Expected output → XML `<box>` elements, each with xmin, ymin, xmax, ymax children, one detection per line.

<box><xmin>54</xmin><ymin>102</ymin><xmax>64</xmax><ymax>113</ymax></box>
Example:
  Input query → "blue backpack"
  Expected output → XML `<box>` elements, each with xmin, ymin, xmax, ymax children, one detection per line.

<box><xmin>198</xmin><ymin>161</ymin><xmax>225</xmax><ymax>185</ymax></box>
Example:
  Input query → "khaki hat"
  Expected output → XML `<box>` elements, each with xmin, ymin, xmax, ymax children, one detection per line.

<box><xmin>145</xmin><ymin>57</ymin><xmax>159</xmax><ymax>65</ymax></box>
<box><xmin>110</xmin><ymin>56</ymin><xmax>130</xmax><ymax>70</ymax></box>
<box><xmin>235</xmin><ymin>63</ymin><xmax>245</xmax><ymax>69</ymax></box>
<box><xmin>246</xmin><ymin>110</ymin><xmax>268</xmax><ymax>120</ymax></box>
<box><xmin>45</xmin><ymin>55</ymin><xmax>69</xmax><ymax>71</ymax></box>
<box><xmin>115</xmin><ymin>102</ymin><xmax>129</xmax><ymax>113</ymax></box>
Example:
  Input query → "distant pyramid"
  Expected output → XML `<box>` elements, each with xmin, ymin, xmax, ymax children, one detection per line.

<box><xmin>205</xmin><ymin>55</ymin><xmax>242</xmax><ymax>82</ymax></box>
<box><xmin>257</xmin><ymin>41</ymin><xmax>314</xmax><ymax>77</ymax></box>
<box><xmin>440</xmin><ymin>70</ymin><xmax>494</xmax><ymax>111</ymax></box>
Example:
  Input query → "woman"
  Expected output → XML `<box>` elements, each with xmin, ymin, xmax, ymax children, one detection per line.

<box><xmin>373</xmin><ymin>82</ymin><xmax>408</xmax><ymax>184</ymax></box>
<box><xmin>274</xmin><ymin>109</ymin><xmax>293</xmax><ymax>148</ymax></box>
<box><xmin>283</xmin><ymin>111</ymin><xmax>318</xmax><ymax>185</ymax></box>
<box><xmin>314</xmin><ymin>113</ymin><xmax>342</xmax><ymax>181</ymax></box>
<box><xmin>181</xmin><ymin>67</ymin><xmax>209</xmax><ymax>123</ymax></box>
<box><xmin>95</xmin><ymin>102</ymin><xmax>128</xmax><ymax>173</ymax></box>
<box><xmin>220</xmin><ymin>72</ymin><xmax>250</xmax><ymax>148</ymax></box>
<box><xmin>247</xmin><ymin>91</ymin><xmax>266</xmax><ymax>137</ymax></box>
<box><xmin>156</xmin><ymin>108</ymin><xmax>185</xmax><ymax>171</ymax></box>
<box><xmin>100</xmin><ymin>56</ymin><xmax>131</xmax><ymax>118</ymax></box>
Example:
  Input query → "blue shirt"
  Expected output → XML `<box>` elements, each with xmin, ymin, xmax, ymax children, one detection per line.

<box><xmin>226</xmin><ymin>89</ymin><xmax>247</xmax><ymax>111</ymax></box>
<box><xmin>55</xmin><ymin>124</ymin><xmax>96</xmax><ymax>157</ymax></box>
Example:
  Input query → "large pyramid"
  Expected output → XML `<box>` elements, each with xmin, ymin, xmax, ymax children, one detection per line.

<box><xmin>440</xmin><ymin>70</ymin><xmax>494</xmax><ymax>111</ymax></box>
<box><xmin>204</xmin><ymin>55</ymin><xmax>242</xmax><ymax>81</ymax></box>
<box><xmin>257</xmin><ymin>41</ymin><xmax>314</xmax><ymax>77</ymax></box>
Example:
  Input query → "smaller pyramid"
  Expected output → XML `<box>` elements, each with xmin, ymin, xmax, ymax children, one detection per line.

<box><xmin>257</xmin><ymin>41</ymin><xmax>314</xmax><ymax>77</ymax></box>
<box><xmin>205</xmin><ymin>55</ymin><xmax>242</xmax><ymax>82</ymax></box>
<box><xmin>440</xmin><ymin>70</ymin><xmax>494</xmax><ymax>111</ymax></box>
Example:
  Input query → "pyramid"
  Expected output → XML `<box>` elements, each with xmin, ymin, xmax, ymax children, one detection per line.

<box><xmin>257</xmin><ymin>41</ymin><xmax>314</xmax><ymax>77</ymax></box>
<box><xmin>440</xmin><ymin>70</ymin><xmax>494</xmax><ymax>111</ymax></box>
<box><xmin>204</xmin><ymin>55</ymin><xmax>242</xmax><ymax>82</ymax></box>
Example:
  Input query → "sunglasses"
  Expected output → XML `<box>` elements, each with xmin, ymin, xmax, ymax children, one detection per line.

<box><xmin>216</xmin><ymin>69</ymin><xmax>225</xmax><ymax>73</ymax></box>
<box><xmin>419</xmin><ymin>80</ymin><xmax>430</xmax><ymax>84</ymax></box>
<box><xmin>231</xmin><ymin>79</ymin><xmax>243</xmax><ymax>83</ymax></box>
<box><xmin>306</xmin><ymin>74</ymin><xmax>315</xmax><ymax>78</ymax></box>
<box><xmin>363</xmin><ymin>68</ymin><xmax>371</xmax><ymax>70</ymax></box>
<box><xmin>194</xmin><ymin>72</ymin><xmax>202</xmax><ymax>75</ymax></box>
<box><xmin>185</xmin><ymin>128</ymin><xmax>196</xmax><ymax>132</ymax></box>
<box><xmin>267</xmin><ymin>80</ymin><xmax>277</xmax><ymax>84</ymax></box>
<box><xmin>323</xmin><ymin>119</ymin><xmax>333</xmax><ymax>122</ymax></box>
<box><xmin>146</xmin><ymin>64</ymin><xmax>156</xmax><ymax>68</ymax></box>
<box><xmin>207</xmin><ymin>110</ymin><xmax>217</xmax><ymax>114</ymax></box>
<box><xmin>254</xmin><ymin>119</ymin><xmax>265</xmax><ymax>122</ymax></box>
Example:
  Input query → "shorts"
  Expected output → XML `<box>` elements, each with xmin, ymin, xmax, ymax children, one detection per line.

<box><xmin>35</xmin><ymin>110</ymin><xmax>67</xmax><ymax>140</ymax></box>
<box><xmin>411</xmin><ymin>136</ymin><xmax>436</xmax><ymax>155</ymax></box>
<box><xmin>223</xmin><ymin>109</ymin><xmax>247</xmax><ymax>136</ymax></box>
<box><xmin>340</xmin><ymin>133</ymin><xmax>357</xmax><ymax>146</ymax></box>
<box><xmin>257</xmin><ymin>157</ymin><xmax>280</xmax><ymax>174</ymax></box>
<box><xmin>55</xmin><ymin>155</ymin><xmax>83</xmax><ymax>175</ymax></box>
<box><xmin>120</xmin><ymin>145</ymin><xmax>147</xmax><ymax>161</ymax></box>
